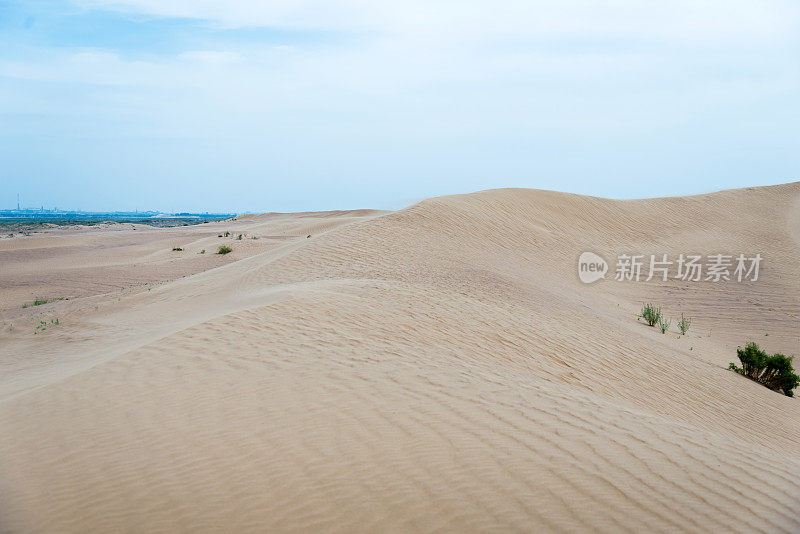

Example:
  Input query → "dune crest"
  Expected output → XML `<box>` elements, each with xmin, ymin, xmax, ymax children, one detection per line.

<box><xmin>1</xmin><ymin>184</ymin><xmax>799</xmax><ymax>532</ymax></box>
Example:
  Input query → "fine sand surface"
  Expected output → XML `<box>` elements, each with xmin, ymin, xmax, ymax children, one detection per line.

<box><xmin>1</xmin><ymin>184</ymin><xmax>799</xmax><ymax>532</ymax></box>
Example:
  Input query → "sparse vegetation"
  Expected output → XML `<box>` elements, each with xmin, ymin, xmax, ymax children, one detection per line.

<box><xmin>657</xmin><ymin>316</ymin><xmax>671</xmax><ymax>334</ymax></box>
<box><xmin>23</xmin><ymin>297</ymin><xmax>67</xmax><ymax>308</ymax></box>
<box><xmin>307</xmin><ymin>234</ymin><xmax>311</xmax><ymax>239</ymax></box>
<box><xmin>237</xmin><ymin>234</ymin><xmax>243</xmax><ymax>240</ymax></box>
<box><xmin>224</xmin><ymin>231</ymin><xmax>230</xmax><ymax>237</ymax></box>
<box><xmin>729</xmin><ymin>342</ymin><xmax>799</xmax><ymax>397</ymax></box>
<box><xmin>678</xmin><ymin>313</ymin><xmax>691</xmax><ymax>335</ymax></box>
<box><xmin>640</xmin><ymin>303</ymin><xmax>662</xmax><ymax>327</ymax></box>
<box><xmin>200</xmin><ymin>249</ymin><xmax>206</xmax><ymax>254</ymax></box>
<box><xmin>172</xmin><ymin>247</ymin><xmax>183</xmax><ymax>251</ymax></box>
<box><xmin>217</xmin><ymin>245</ymin><xmax>232</xmax><ymax>255</ymax></box>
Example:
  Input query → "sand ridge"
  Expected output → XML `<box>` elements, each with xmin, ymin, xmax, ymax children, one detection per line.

<box><xmin>0</xmin><ymin>184</ymin><xmax>799</xmax><ymax>532</ymax></box>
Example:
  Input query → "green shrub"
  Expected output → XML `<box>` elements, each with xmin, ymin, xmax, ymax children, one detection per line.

<box><xmin>657</xmin><ymin>316</ymin><xmax>671</xmax><ymax>334</ymax></box>
<box><xmin>224</xmin><ymin>231</ymin><xmax>230</xmax><ymax>237</ymax></box>
<box><xmin>172</xmin><ymin>247</ymin><xmax>183</xmax><ymax>251</ymax></box>
<box><xmin>729</xmin><ymin>342</ymin><xmax>799</xmax><ymax>397</ymax></box>
<box><xmin>200</xmin><ymin>249</ymin><xmax>206</xmax><ymax>254</ymax></box>
<box><xmin>641</xmin><ymin>303</ymin><xmax>661</xmax><ymax>327</ymax></box>
<box><xmin>237</xmin><ymin>234</ymin><xmax>243</xmax><ymax>240</ymax></box>
<box><xmin>217</xmin><ymin>245</ymin><xmax>232</xmax><ymax>255</ymax></box>
<box><xmin>678</xmin><ymin>313</ymin><xmax>691</xmax><ymax>335</ymax></box>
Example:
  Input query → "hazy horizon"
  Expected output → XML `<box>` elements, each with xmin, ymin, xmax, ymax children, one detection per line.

<box><xmin>4</xmin><ymin>179</ymin><xmax>800</xmax><ymax>215</ymax></box>
<box><xmin>2</xmin><ymin>1</ymin><xmax>799</xmax><ymax>213</ymax></box>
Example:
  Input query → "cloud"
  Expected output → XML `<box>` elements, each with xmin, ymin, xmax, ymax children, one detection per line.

<box><xmin>77</xmin><ymin>0</ymin><xmax>800</xmax><ymax>46</ymax></box>
<box><xmin>1</xmin><ymin>0</ymin><xmax>798</xmax><ymax>211</ymax></box>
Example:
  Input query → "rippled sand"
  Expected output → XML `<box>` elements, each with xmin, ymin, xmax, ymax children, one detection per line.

<box><xmin>1</xmin><ymin>185</ymin><xmax>799</xmax><ymax>532</ymax></box>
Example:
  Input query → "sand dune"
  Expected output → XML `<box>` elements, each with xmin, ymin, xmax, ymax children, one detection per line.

<box><xmin>1</xmin><ymin>184</ymin><xmax>799</xmax><ymax>532</ymax></box>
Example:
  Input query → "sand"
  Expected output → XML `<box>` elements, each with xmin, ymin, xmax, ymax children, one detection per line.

<box><xmin>0</xmin><ymin>184</ymin><xmax>798</xmax><ymax>532</ymax></box>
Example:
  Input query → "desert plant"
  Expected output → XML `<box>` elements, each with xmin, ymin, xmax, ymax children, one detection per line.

<box><xmin>224</xmin><ymin>231</ymin><xmax>230</xmax><ymax>237</ymax></box>
<box><xmin>217</xmin><ymin>245</ymin><xmax>232</xmax><ymax>255</ymax></box>
<box><xmin>172</xmin><ymin>247</ymin><xmax>183</xmax><ymax>251</ymax></box>
<box><xmin>641</xmin><ymin>303</ymin><xmax>661</xmax><ymax>327</ymax></box>
<box><xmin>657</xmin><ymin>316</ymin><xmax>671</xmax><ymax>334</ymax></box>
<box><xmin>729</xmin><ymin>342</ymin><xmax>799</xmax><ymax>397</ymax></box>
<box><xmin>678</xmin><ymin>313</ymin><xmax>691</xmax><ymax>335</ymax></box>
<box><xmin>237</xmin><ymin>234</ymin><xmax>243</xmax><ymax>240</ymax></box>
<box><xmin>200</xmin><ymin>249</ymin><xmax>206</xmax><ymax>254</ymax></box>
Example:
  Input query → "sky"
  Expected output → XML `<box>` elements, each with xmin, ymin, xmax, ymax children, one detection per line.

<box><xmin>1</xmin><ymin>0</ymin><xmax>799</xmax><ymax>213</ymax></box>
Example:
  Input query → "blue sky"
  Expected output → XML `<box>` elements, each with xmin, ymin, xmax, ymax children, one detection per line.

<box><xmin>1</xmin><ymin>0</ymin><xmax>799</xmax><ymax>212</ymax></box>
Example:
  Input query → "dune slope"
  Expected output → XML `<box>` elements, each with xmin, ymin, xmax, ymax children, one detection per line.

<box><xmin>1</xmin><ymin>184</ymin><xmax>799</xmax><ymax>533</ymax></box>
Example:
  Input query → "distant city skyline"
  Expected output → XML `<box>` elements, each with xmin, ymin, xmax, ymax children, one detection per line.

<box><xmin>1</xmin><ymin>200</ymin><xmax>231</xmax><ymax>216</ymax></box>
<box><xmin>2</xmin><ymin>1</ymin><xmax>799</xmax><ymax>213</ymax></box>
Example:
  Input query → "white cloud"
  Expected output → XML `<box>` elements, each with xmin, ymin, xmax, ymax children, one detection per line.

<box><xmin>78</xmin><ymin>0</ymin><xmax>800</xmax><ymax>45</ymax></box>
<box><xmin>2</xmin><ymin>0</ymin><xmax>798</xmax><ymax>209</ymax></box>
<box><xmin>51</xmin><ymin>0</ymin><xmax>798</xmax><ymax>101</ymax></box>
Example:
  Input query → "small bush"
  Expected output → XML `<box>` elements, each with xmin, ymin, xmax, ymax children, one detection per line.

<box><xmin>641</xmin><ymin>303</ymin><xmax>661</xmax><ymax>327</ymax></box>
<box><xmin>172</xmin><ymin>247</ymin><xmax>183</xmax><ymax>251</ymax></box>
<box><xmin>224</xmin><ymin>231</ymin><xmax>230</xmax><ymax>237</ymax></box>
<box><xmin>200</xmin><ymin>249</ymin><xmax>206</xmax><ymax>254</ymax></box>
<box><xmin>237</xmin><ymin>234</ymin><xmax>243</xmax><ymax>240</ymax></box>
<box><xmin>729</xmin><ymin>342</ymin><xmax>799</xmax><ymax>397</ymax></box>
<box><xmin>657</xmin><ymin>316</ymin><xmax>671</xmax><ymax>334</ymax></box>
<box><xmin>678</xmin><ymin>313</ymin><xmax>691</xmax><ymax>335</ymax></box>
<box><xmin>33</xmin><ymin>298</ymin><xmax>49</xmax><ymax>306</ymax></box>
<box><xmin>217</xmin><ymin>245</ymin><xmax>232</xmax><ymax>255</ymax></box>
